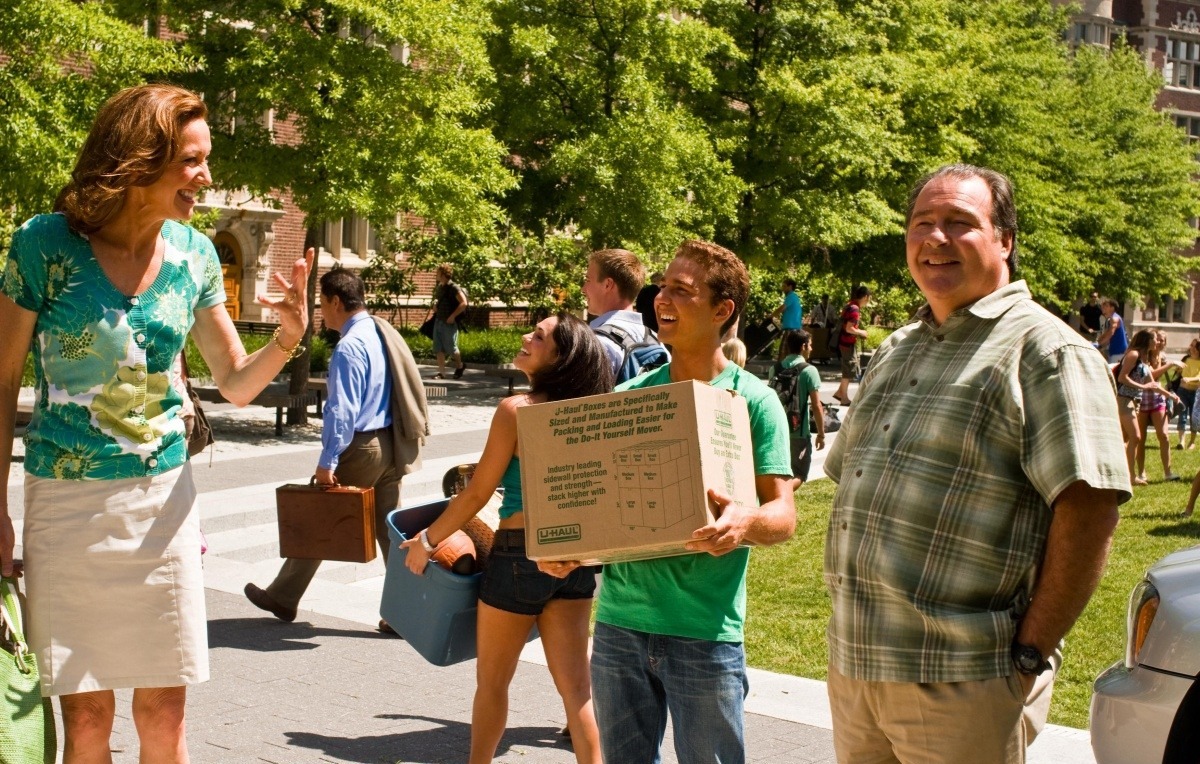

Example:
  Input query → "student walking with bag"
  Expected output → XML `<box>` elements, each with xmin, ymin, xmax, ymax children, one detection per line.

<box><xmin>0</xmin><ymin>84</ymin><xmax>313</xmax><ymax>762</ymax></box>
<box><xmin>770</xmin><ymin>331</ymin><xmax>825</xmax><ymax>483</ymax></box>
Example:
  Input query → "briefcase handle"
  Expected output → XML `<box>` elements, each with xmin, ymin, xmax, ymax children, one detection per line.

<box><xmin>308</xmin><ymin>475</ymin><xmax>364</xmax><ymax>491</ymax></box>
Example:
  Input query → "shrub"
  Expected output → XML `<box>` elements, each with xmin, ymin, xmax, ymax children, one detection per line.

<box><xmin>399</xmin><ymin>325</ymin><xmax>529</xmax><ymax>365</ymax></box>
<box><xmin>864</xmin><ymin>326</ymin><xmax>893</xmax><ymax>351</ymax></box>
<box><xmin>182</xmin><ymin>332</ymin><xmax>332</xmax><ymax>380</ymax></box>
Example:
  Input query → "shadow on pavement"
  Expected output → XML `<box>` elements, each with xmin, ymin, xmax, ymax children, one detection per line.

<box><xmin>208</xmin><ymin>617</ymin><xmax>392</xmax><ymax>652</ymax></box>
<box><xmin>283</xmin><ymin>714</ymin><xmax>571</xmax><ymax>763</ymax></box>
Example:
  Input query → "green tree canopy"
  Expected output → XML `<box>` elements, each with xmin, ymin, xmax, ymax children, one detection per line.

<box><xmin>148</xmin><ymin>0</ymin><xmax>514</xmax><ymax>234</ymax></box>
<box><xmin>488</xmin><ymin>0</ymin><xmax>742</xmax><ymax>257</ymax></box>
<box><xmin>0</xmin><ymin>0</ymin><xmax>185</xmax><ymax>245</ymax></box>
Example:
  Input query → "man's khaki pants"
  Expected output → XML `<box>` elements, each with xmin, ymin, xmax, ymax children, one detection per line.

<box><xmin>265</xmin><ymin>429</ymin><xmax>400</xmax><ymax>609</ymax></box>
<box><xmin>827</xmin><ymin>661</ymin><xmax>1056</xmax><ymax>764</ymax></box>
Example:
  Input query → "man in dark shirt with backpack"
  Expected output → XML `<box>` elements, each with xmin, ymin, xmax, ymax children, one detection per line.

<box><xmin>771</xmin><ymin>330</ymin><xmax>825</xmax><ymax>482</ymax></box>
<box><xmin>582</xmin><ymin>248</ymin><xmax>669</xmax><ymax>382</ymax></box>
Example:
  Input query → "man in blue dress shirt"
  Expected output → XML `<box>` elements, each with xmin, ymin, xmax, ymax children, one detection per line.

<box><xmin>245</xmin><ymin>269</ymin><xmax>401</xmax><ymax>624</ymax></box>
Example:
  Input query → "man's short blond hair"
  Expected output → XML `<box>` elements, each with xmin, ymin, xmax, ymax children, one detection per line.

<box><xmin>589</xmin><ymin>249</ymin><xmax>645</xmax><ymax>304</ymax></box>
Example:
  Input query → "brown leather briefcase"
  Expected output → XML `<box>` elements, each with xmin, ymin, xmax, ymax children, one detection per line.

<box><xmin>275</xmin><ymin>480</ymin><xmax>377</xmax><ymax>563</ymax></box>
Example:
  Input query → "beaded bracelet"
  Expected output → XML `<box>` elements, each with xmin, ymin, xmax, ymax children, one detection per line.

<box><xmin>271</xmin><ymin>326</ymin><xmax>305</xmax><ymax>360</ymax></box>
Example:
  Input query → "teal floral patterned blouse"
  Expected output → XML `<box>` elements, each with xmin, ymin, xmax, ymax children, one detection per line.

<box><xmin>1</xmin><ymin>214</ymin><xmax>226</xmax><ymax>481</ymax></box>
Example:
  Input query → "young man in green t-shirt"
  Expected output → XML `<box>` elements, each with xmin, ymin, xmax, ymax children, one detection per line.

<box><xmin>776</xmin><ymin>330</ymin><xmax>825</xmax><ymax>482</ymax></box>
<box><xmin>541</xmin><ymin>239</ymin><xmax>795</xmax><ymax>763</ymax></box>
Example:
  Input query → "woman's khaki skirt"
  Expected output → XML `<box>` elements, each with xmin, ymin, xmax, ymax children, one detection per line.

<box><xmin>22</xmin><ymin>462</ymin><xmax>208</xmax><ymax>696</ymax></box>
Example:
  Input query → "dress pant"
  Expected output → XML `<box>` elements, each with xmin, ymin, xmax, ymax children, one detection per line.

<box><xmin>265</xmin><ymin>428</ymin><xmax>400</xmax><ymax>609</ymax></box>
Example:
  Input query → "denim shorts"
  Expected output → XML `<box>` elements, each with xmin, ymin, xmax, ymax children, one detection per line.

<box><xmin>432</xmin><ymin>319</ymin><xmax>459</xmax><ymax>355</ymax></box>
<box><xmin>478</xmin><ymin>529</ymin><xmax>597</xmax><ymax>616</ymax></box>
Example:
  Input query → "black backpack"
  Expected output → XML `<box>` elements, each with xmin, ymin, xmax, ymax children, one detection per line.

<box><xmin>595</xmin><ymin>324</ymin><xmax>670</xmax><ymax>384</ymax></box>
<box><xmin>770</xmin><ymin>360</ymin><xmax>808</xmax><ymax>432</ymax></box>
<box><xmin>770</xmin><ymin>361</ymin><xmax>842</xmax><ymax>434</ymax></box>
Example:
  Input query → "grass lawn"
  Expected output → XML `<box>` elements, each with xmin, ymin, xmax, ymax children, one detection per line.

<box><xmin>744</xmin><ymin>439</ymin><xmax>1200</xmax><ymax>729</ymax></box>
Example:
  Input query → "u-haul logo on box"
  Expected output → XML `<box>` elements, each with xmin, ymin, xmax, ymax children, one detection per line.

<box><xmin>538</xmin><ymin>524</ymin><xmax>582</xmax><ymax>544</ymax></box>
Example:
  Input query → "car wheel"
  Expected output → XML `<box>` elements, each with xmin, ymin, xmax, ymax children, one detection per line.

<box><xmin>1163</xmin><ymin>674</ymin><xmax>1200</xmax><ymax>764</ymax></box>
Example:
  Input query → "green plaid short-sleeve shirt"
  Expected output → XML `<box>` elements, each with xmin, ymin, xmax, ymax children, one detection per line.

<box><xmin>1</xmin><ymin>214</ymin><xmax>225</xmax><ymax>481</ymax></box>
<box><xmin>824</xmin><ymin>281</ymin><xmax>1130</xmax><ymax>683</ymax></box>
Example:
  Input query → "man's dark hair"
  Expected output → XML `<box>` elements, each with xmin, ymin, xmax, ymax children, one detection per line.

<box><xmin>851</xmin><ymin>284</ymin><xmax>871</xmax><ymax>301</ymax></box>
<box><xmin>785</xmin><ymin>330</ymin><xmax>811</xmax><ymax>355</ymax></box>
<box><xmin>590</xmin><ymin>249</ymin><xmax>646</xmax><ymax>304</ymax></box>
<box><xmin>674</xmin><ymin>240</ymin><xmax>749</xmax><ymax>336</ymax></box>
<box><xmin>320</xmin><ymin>268</ymin><xmax>367</xmax><ymax>311</ymax></box>
<box><xmin>783</xmin><ymin>278</ymin><xmax>797</xmax><ymax>290</ymax></box>
<box><xmin>906</xmin><ymin>163</ymin><xmax>1019</xmax><ymax>277</ymax></box>
<box><xmin>529</xmin><ymin>312</ymin><xmax>615</xmax><ymax>401</ymax></box>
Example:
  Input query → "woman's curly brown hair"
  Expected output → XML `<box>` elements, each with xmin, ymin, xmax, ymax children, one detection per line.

<box><xmin>54</xmin><ymin>84</ymin><xmax>207</xmax><ymax>235</ymax></box>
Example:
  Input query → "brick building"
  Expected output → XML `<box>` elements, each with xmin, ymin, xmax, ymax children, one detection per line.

<box><xmin>195</xmin><ymin>110</ymin><xmax>531</xmax><ymax>330</ymax></box>
<box><xmin>1064</xmin><ymin>0</ymin><xmax>1200</xmax><ymax>347</ymax></box>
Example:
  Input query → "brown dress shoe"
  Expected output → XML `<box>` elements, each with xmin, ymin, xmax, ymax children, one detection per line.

<box><xmin>244</xmin><ymin>583</ymin><xmax>297</xmax><ymax>622</ymax></box>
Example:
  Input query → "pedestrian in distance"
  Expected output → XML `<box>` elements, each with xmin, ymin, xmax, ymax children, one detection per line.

<box><xmin>832</xmin><ymin>285</ymin><xmax>871</xmax><ymax>406</ymax></box>
<box><xmin>770</xmin><ymin>330</ymin><xmax>825</xmax><ymax>484</ymax></box>
<box><xmin>722</xmin><ymin>336</ymin><xmax>748</xmax><ymax>367</ymax></box>
<box><xmin>772</xmin><ymin>277</ymin><xmax>803</xmax><ymax>361</ymax></box>
<box><xmin>636</xmin><ymin>270</ymin><xmax>664</xmax><ymax>332</ymax></box>
<box><xmin>1133</xmin><ymin>329</ymin><xmax>1182</xmax><ymax>483</ymax></box>
<box><xmin>0</xmin><ymin>83</ymin><xmax>314</xmax><ymax>762</ymax></box>
<box><xmin>245</xmin><ymin>268</ymin><xmax>428</xmax><ymax>632</ymax></box>
<box><xmin>824</xmin><ymin>164</ymin><xmax>1128</xmax><ymax>764</ymax></box>
<box><xmin>401</xmin><ymin>312</ymin><xmax>612</xmax><ymax>764</ymax></box>
<box><xmin>809</xmin><ymin>293</ymin><xmax>834</xmax><ymax>329</ymax></box>
<box><xmin>1116</xmin><ymin>330</ymin><xmax>1162</xmax><ymax>486</ymax></box>
<box><xmin>427</xmin><ymin>263</ymin><xmax>468</xmax><ymax>379</ymax></box>
<box><xmin>1175</xmin><ymin>338</ymin><xmax>1200</xmax><ymax>450</ymax></box>
<box><xmin>540</xmin><ymin>239</ymin><xmax>796</xmax><ymax>764</ymax></box>
<box><xmin>1097</xmin><ymin>298</ymin><xmax>1127</xmax><ymax>361</ymax></box>
<box><xmin>1078</xmin><ymin>291</ymin><xmax>1103</xmax><ymax>341</ymax></box>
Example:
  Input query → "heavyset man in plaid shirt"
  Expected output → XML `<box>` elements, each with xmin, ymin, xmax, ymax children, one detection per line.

<box><xmin>824</xmin><ymin>165</ymin><xmax>1131</xmax><ymax>764</ymax></box>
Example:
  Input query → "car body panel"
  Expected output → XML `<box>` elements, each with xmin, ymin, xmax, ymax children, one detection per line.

<box><xmin>1139</xmin><ymin>546</ymin><xmax>1200</xmax><ymax>675</ymax></box>
<box><xmin>1091</xmin><ymin>661</ymin><xmax>1192</xmax><ymax>763</ymax></box>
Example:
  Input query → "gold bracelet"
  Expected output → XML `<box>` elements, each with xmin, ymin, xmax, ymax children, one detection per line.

<box><xmin>271</xmin><ymin>326</ymin><xmax>304</xmax><ymax>360</ymax></box>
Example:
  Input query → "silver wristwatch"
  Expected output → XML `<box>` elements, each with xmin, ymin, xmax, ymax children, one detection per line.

<box><xmin>418</xmin><ymin>530</ymin><xmax>437</xmax><ymax>553</ymax></box>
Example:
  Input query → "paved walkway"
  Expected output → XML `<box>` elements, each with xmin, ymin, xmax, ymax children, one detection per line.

<box><xmin>10</xmin><ymin>361</ymin><xmax>1095</xmax><ymax>762</ymax></box>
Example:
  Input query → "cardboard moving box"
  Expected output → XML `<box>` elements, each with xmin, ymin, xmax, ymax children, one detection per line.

<box><xmin>517</xmin><ymin>380</ymin><xmax>758</xmax><ymax>564</ymax></box>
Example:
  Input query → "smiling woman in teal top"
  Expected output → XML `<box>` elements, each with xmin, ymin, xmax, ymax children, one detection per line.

<box><xmin>402</xmin><ymin>312</ymin><xmax>613</xmax><ymax>764</ymax></box>
<box><xmin>0</xmin><ymin>84</ymin><xmax>315</xmax><ymax>761</ymax></box>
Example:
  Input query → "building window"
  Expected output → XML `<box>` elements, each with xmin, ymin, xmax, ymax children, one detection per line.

<box><xmin>1175</xmin><ymin>114</ymin><xmax>1200</xmax><ymax>142</ymax></box>
<box><xmin>1165</xmin><ymin>38</ymin><xmax>1200</xmax><ymax>89</ymax></box>
<box><xmin>1069</xmin><ymin>21</ymin><xmax>1109</xmax><ymax>47</ymax></box>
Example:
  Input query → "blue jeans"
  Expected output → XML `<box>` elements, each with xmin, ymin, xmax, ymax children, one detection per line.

<box><xmin>1179</xmin><ymin>387</ymin><xmax>1197</xmax><ymax>434</ymax></box>
<box><xmin>591</xmin><ymin>622</ymin><xmax>748</xmax><ymax>764</ymax></box>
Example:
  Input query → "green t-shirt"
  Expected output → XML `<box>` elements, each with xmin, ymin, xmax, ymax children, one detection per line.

<box><xmin>1</xmin><ymin>214</ymin><xmax>225</xmax><ymax>480</ymax></box>
<box><xmin>595</xmin><ymin>362</ymin><xmax>792</xmax><ymax>642</ymax></box>
<box><xmin>778</xmin><ymin>354</ymin><xmax>822</xmax><ymax>440</ymax></box>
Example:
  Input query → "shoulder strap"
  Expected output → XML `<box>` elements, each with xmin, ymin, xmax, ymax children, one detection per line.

<box><xmin>595</xmin><ymin>323</ymin><xmax>637</xmax><ymax>350</ymax></box>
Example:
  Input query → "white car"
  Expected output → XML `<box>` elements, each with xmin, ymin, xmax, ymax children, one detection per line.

<box><xmin>1090</xmin><ymin>544</ymin><xmax>1200</xmax><ymax>763</ymax></box>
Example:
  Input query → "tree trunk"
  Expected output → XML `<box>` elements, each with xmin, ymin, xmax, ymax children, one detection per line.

<box><xmin>286</xmin><ymin>226</ymin><xmax>321</xmax><ymax>425</ymax></box>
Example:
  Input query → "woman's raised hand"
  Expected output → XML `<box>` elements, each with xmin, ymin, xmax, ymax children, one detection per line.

<box><xmin>256</xmin><ymin>247</ymin><xmax>315</xmax><ymax>344</ymax></box>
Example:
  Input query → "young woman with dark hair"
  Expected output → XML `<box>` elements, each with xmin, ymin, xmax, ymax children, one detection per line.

<box><xmin>1135</xmin><ymin>330</ymin><xmax>1182</xmax><ymax>482</ymax></box>
<box><xmin>402</xmin><ymin>311</ymin><xmax>612</xmax><ymax>764</ymax></box>
<box><xmin>1117</xmin><ymin>330</ymin><xmax>1177</xmax><ymax>485</ymax></box>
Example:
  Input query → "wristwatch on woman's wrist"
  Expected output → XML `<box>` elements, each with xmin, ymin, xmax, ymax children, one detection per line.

<box><xmin>418</xmin><ymin>530</ymin><xmax>436</xmax><ymax>554</ymax></box>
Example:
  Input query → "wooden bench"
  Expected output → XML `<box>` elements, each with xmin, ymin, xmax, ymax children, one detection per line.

<box><xmin>193</xmin><ymin>383</ymin><xmax>317</xmax><ymax>436</ymax></box>
<box><xmin>468</xmin><ymin>363</ymin><xmax>524</xmax><ymax>394</ymax></box>
<box><xmin>232</xmin><ymin>320</ymin><xmax>278</xmax><ymax>336</ymax></box>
